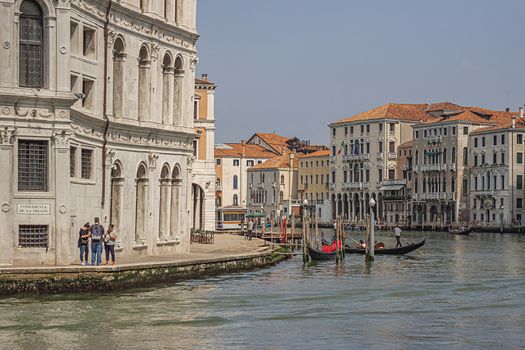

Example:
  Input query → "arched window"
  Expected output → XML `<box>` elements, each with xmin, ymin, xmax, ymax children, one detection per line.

<box><xmin>442</xmin><ymin>177</ymin><xmax>447</xmax><ymax>193</ymax></box>
<box><xmin>135</xmin><ymin>163</ymin><xmax>148</xmax><ymax>243</ymax></box>
<box><xmin>415</xmin><ymin>150</ymin><xmax>419</xmax><ymax>165</ymax></box>
<box><xmin>173</xmin><ymin>56</ymin><xmax>184</xmax><ymax>126</ymax></box>
<box><xmin>233</xmin><ymin>175</ymin><xmax>238</xmax><ymax>190</ymax></box>
<box><xmin>451</xmin><ymin>147</ymin><xmax>456</xmax><ymax>163</ymax></box>
<box><xmin>443</xmin><ymin>148</ymin><xmax>447</xmax><ymax>163</ymax></box>
<box><xmin>159</xmin><ymin>164</ymin><xmax>171</xmax><ymax>239</ymax></box>
<box><xmin>463</xmin><ymin>147</ymin><xmax>468</xmax><ymax>165</ymax></box>
<box><xmin>170</xmin><ymin>165</ymin><xmax>182</xmax><ymax>236</ymax></box>
<box><xmin>162</xmin><ymin>53</ymin><xmax>173</xmax><ymax>124</ymax></box>
<box><xmin>233</xmin><ymin>194</ymin><xmax>238</xmax><ymax>206</ymax></box>
<box><xmin>279</xmin><ymin>191</ymin><xmax>284</xmax><ymax>203</ymax></box>
<box><xmin>110</xmin><ymin>161</ymin><xmax>124</xmax><ymax>232</ymax></box>
<box><xmin>19</xmin><ymin>0</ymin><xmax>43</xmax><ymax>87</ymax></box>
<box><xmin>280</xmin><ymin>175</ymin><xmax>285</xmax><ymax>184</ymax></box>
<box><xmin>112</xmin><ymin>38</ymin><xmax>125</xmax><ymax>118</ymax></box>
<box><xmin>451</xmin><ymin>178</ymin><xmax>456</xmax><ymax>193</ymax></box>
<box><xmin>138</xmin><ymin>46</ymin><xmax>151</xmax><ymax>121</ymax></box>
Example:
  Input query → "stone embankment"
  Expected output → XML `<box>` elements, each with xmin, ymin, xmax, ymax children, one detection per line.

<box><xmin>0</xmin><ymin>234</ymin><xmax>287</xmax><ymax>296</ymax></box>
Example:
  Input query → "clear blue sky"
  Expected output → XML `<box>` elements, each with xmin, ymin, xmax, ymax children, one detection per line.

<box><xmin>196</xmin><ymin>0</ymin><xmax>525</xmax><ymax>145</ymax></box>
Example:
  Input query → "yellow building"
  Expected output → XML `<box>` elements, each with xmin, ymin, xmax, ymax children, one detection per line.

<box><xmin>298</xmin><ymin>149</ymin><xmax>331</xmax><ymax>221</ymax></box>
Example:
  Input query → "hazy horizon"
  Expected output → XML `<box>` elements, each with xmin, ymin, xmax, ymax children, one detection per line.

<box><xmin>196</xmin><ymin>0</ymin><xmax>525</xmax><ymax>145</ymax></box>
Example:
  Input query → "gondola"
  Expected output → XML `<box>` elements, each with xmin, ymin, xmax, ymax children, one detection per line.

<box><xmin>344</xmin><ymin>238</ymin><xmax>425</xmax><ymax>255</ymax></box>
<box><xmin>448</xmin><ymin>228</ymin><xmax>472</xmax><ymax>235</ymax></box>
<box><xmin>307</xmin><ymin>244</ymin><xmax>339</xmax><ymax>260</ymax></box>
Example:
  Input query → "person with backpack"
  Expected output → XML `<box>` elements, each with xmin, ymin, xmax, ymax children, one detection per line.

<box><xmin>90</xmin><ymin>217</ymin><xmax>105</xmax><ymax>266</ymax></box>
<box><xmin>103</xmin><ymin>224</ymin><xmax>118</xmax><ymax>265</ymax></box>
<box><xmin>78</xmin><ymin>222</ymin><xmax>90</xmax><ymax>265</ymax></box>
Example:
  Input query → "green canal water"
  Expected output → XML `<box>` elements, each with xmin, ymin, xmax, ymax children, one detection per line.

<box><xmin>1</xmin><ymin>232</ymin><xmax>525</xmax><ymax>349</ymax></box>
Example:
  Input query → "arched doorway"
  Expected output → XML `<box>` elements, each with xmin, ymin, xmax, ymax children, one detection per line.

<box><xmin>135</xmin><ymin>163</ymin><xmax>148</xmax><ymax>243</ymax></box>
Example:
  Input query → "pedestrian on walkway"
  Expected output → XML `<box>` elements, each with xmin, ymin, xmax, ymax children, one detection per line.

<box><xmin>394</xmin><ymin>225</ymin><xmax>402</xmax><ymax>248</ymax></box>
<box><xmin>90</xmin><ymin>217</ymin><xmax>105</xmax><ymax>266</ymax></box>
<box><xmin>247</xmin><ymin>219</ymin><xmax>254</xmax><ymax>241</ymax></box>
<box><xmin>78</xmin><ymin>222</ymin><xmax>90</xmax><ymax>265</ymax></box>
<box><xmin>103</xmin><ymin>224</ymin><xmax>118</xmax><ymax>265</ymax></box>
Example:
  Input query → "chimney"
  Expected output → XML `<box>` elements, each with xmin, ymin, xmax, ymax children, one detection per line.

<box><xmin>512</xmin><ymin>116</ymin><xmax>516</xmax><ymax>128</ymax></box>
<box><xmin>241</xmin><ymin>140</ymin><xmax>246</xmax><ymax>157</ymax></box>
<box><xmin>505</xmin><ymin>107</ymin><xmax>510</xmax><ymax>112</ymax></box>
<box><xmin>201</xmin><ymin>74</ymin><xmax>208</xmax><ymax>81</ymax></box>
<box><xmin>520</xmin><ymin>107</ymin><xmax>524</xmax><ymax>119</ymax></box>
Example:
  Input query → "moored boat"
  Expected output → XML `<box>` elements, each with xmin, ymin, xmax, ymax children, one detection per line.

<box><xmin>448</xmin><ymin>228</ymin><xmax>472</xmax><ymax>235</ymax></box>
<box><xmin>307</xmin><ymin>244</ymin><xmax>339</xmax><ymax>260</ymax></box>
<box><xmin>344</xmin><ymin>238</ymin><xmax>425</xmax><ymax>255</ymax></box>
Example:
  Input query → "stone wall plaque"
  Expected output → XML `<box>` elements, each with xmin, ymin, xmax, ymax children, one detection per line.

<box><xmin>17</xmin><ymin>204</ymin><xmax>51</xmax><ymax>215</ymax></box>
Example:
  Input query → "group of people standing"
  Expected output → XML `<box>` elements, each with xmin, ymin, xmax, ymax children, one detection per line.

<box><xmin>78</xmin><ymin>217</ymin><xmax>118</xmax><ymax>266</ymax></box>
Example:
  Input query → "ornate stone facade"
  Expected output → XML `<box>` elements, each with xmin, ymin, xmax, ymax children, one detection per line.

<box><xmin>0</xmin><ymin>0</ymin><xmax>200</xmax><ymax>266</ymax></box>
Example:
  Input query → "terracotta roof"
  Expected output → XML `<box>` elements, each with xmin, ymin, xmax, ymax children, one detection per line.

<box><xmin>470</xmin><ymin>115</ymin><xmax>525</xmax><ymax>135</ymax></box>
<box><xmin>214</xmin><ymin>143</ymin><xmax>276</xmax><ymax>158</ymax></box>
<box><xmin>332</xmin><ymin>103</ymin><xmax>436</xmax><ymax>125</ymax></box>
<box><xmin>398</xmin><ymin>140</ymin><xmax>413</xmax><ymax>149</ymax></box>
<box><xmin>249</xmin><ymin>153</ymin><xmax>298</xmax><ymax>170</ymax></box>
<box><xmin>195</xmin><ymin>78</ymin><xmax>215</xmax><ymax>85</ymax></box>
<box><xmin>421</xmin><ymin>110</ymin><xmax>495</xmax><ymax>125</ymax></box>
<box><xmin>299</xmin><ymin>149</ymin><xmax>330</xmax><ymax>158</ymax></box>
<box><xmin>250</xmin><ymin>133</ymin><xmax>290</xmax><ymax>154</ymax></box>
<box><xmin>424</xmin><ymin>102</ymin><xmax>464</xmax><ymax>112</ymax></box>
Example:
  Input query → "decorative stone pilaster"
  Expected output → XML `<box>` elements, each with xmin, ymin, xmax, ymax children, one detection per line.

<box><xmin>52</xmin><ymin>130</ymin><xmax>72</xmax><ymax>265</ymax></box>
<box><xmin>0</xmin><ymin>126</ymin><xmax>15</xmax><ymax>265</ymax></box>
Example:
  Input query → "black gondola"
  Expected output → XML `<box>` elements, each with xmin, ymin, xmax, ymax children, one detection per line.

<box><xmin>448</xmin><ymin>228</ymin><xmax>472</xmax><ymax>235</ymax></box>
<box><xmin>307</xmin><ymin>245</ymin><xmax>338</xmax><ymax>260</ymax></box>
<box><xmin>344</xmin><ymin>238</ymin><xmax>425</xmax><ymax>255</ymax></box>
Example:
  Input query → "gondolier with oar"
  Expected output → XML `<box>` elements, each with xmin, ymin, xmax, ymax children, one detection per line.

<box><xmin>393</xmin><ymin>226</ymin><xmax>402</xmax><ymax>248</ymax></box>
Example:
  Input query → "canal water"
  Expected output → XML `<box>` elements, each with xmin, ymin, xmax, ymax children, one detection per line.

<box><xmin>1</xmin><ymin>231</ymin><xmax>524</xmax><ymax>350</ymax></box>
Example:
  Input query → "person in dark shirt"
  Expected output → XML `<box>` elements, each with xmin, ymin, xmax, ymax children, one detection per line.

<box><xmin>78</xmin><ymin>222</ymin><xmax>90</xmax><ymax>265</ymax></box>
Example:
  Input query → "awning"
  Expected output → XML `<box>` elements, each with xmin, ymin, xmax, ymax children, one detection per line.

<box><xmin>379</xmin><ymin>185</ymin><xmax>404</xmax><ymax>191</ymax></box>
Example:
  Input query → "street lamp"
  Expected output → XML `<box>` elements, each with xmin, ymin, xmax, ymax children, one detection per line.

<box><xmin>367</xmin><ymin>197</ymin><xmax>376</xmax><ymax>261</ymax></box>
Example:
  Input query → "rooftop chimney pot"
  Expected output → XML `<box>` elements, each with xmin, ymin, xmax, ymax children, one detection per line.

<box><xmin>519</xmin><ymin>107</ymin><xmax>524</xmax><ymax>119</ymax></box>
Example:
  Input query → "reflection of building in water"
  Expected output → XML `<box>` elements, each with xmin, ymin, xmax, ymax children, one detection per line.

<box><xmin>0</xmin><ymin>0</ymin><xmax>200</xmax><ymax>266</ymax></box>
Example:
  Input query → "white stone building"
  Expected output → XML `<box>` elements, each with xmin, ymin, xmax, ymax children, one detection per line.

<box><xmin>246</xmin><ymin>152</ymin><xmax>299</xmax><ymax>222</ymax></box>
<box><xmin>467</xmin><ymin>111</ymin><xmax>525</xmax><ymax>230</ymax></box>
<box><xmin>0</xmin><ymin>0</ymin><xmax>200</xmax><ymax>266</ymax></box>
<box><xmin>411</xmin><ymin>105</ymin><xmax>514</xmax><ymax>228</ymax></box>
<box><xmin>328</xmin><ymin>103</ymin><xmax>432</xmax><ymax>224</ymax></box>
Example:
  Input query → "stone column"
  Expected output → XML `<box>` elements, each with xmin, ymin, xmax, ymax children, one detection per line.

<box><xmin>159</xmin><ymin>178</ymin><xmax>171</xmax><ymax>239</ymax></box>
<box><xmin>113</xmin><ymin>54</ymin><xmax>126</xmax><ymax>118</ymax></box>
<box><xmin>53</xmin><ymin>131</ymin><xmax>72</xmax><ymax>265</ymax></box>
<box><xmin>138</xmin><ymin>60</ymin><xmax>151</xmax><ymax>122</ymax></box>
<box><xmin>162</xmin><ymin>67</ymin><xmax>174</xmax><ymax>124</ymax></box>
<box><xmin>170</xmin><ymin>179</ymin><xmax>181</xmax><ymax>239</ymax></box>
<box><xmin>173</xmin><ymin>70</ymin><xmax>184</xmax><ymax>126</ymax></box>
<box><xmin>165</xmin><ymin>0</ymin><xmax>175</xmax><ymax>22</ymax></box>
<box><xmin>0</xmin><ymin>127</ymin><xmax>16</xmax><ymax>266</ymax></box>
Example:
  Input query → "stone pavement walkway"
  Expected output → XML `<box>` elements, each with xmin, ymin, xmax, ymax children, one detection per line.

<box><xmin>0</xmin><ymin>234</ymin><xmax>273</xmax><ymax>274</ymax></box>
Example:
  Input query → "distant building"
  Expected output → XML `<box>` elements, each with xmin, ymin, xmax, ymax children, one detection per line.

<box><xmin>298</xmin><ymin>149</ymin><xmax>332</xmax><ymax>222</ymax></box>
<box><xmin>411</xmin><ymin>105</ymin><xmax>514</xmax><ymax>228</ymax></box>
<box><xmin>246</xmin><ymin>152</ymin><xmax>299</xmax><ymax>222</ymax></box>
<box><xmin>192</xmin><ymin>75</ymin><xmax>217</xmax><ymax>231</ymax></box>
<box><xmin>467</xmin><ymin>111</ymin><xmax>525</xmax><ymax>229</ymax></box>
<box><xmin>328</xmin><ymin>103</ymin><xmax>434</xmax><ymax>224</ymax></box>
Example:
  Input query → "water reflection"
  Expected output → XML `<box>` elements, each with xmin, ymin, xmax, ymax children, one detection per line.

<box><xmin>0</xmin><ymin>232</ymin><xmax>524</xmax><ymax>349</ymax></box>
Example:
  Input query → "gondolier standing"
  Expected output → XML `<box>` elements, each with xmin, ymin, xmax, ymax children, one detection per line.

<box><xmin>394</xmin><ymin>226</ymin><xmax>402</xmax><ymax>248</ymax></box>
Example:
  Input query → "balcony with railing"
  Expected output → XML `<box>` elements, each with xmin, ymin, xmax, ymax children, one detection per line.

<box><xmin>343</xmin><ymin>154</ymin><xmax>370</xmax><ymax>162</ymax></box>
<box><xmin>376</xmin><ymin>179</ymin><xmax>407</xmax><ymax>188</ymax></box>
<box><xmin>215</xmin><ymin>184</ymin><xmax>222</xmax><ymax>191</ymax></box>
<box><xmin>376</xmin><ymin>152</ymin><xmax>383</xmax><ymax>159</ymax></box>
<box><xmin>342</xmin><ymin>182</ymin><xmax>370</xmax><ymax>190</ymax></box>
<box><xmin>420</xmin><ymin>164</ymin><xmax>447</xmax><ymax>172</ymax></box>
